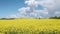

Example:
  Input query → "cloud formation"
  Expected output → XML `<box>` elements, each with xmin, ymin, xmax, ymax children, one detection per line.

<box><xmin>8</xmin><ymin>0</ymin><xmax>60</xmax><ymax>18</ymax></box>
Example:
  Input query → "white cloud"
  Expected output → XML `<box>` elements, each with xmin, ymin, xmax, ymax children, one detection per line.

<box><xmin>35</xmin><ymin>8</ymin><xmax>48</xmax><ymax>15</ymax></box>
<box><xmin>19</xmin><ymin>0</ymin><xmax>60</xmax><ymax>18</ymax></box>
<box><xmin>18</xmin><ymin>7</ymin><xmax>30</xmax><ymax>14</ymax></box>
<box><xmin>25</xmin><ymin>0</ymin><xmax>38</xmax><ymax>7</ymax></box>
<box><xmin>18</xmin><ymin>7</ymin><xmax>48</xmax><ymax>18</ymax></box>
<box><xmin>7</xmin><ymin>0</ymin><xmax>60</xmax><ymax>18</ymax></box>
<box><xmin>7</xmin><ymin>15</ymin><xmax>17</xmax><ymax>18</ymax></box>
<box><xmin>55</xmin><ymin>11</ymin><xmax>60</xmax><ymax>16</ymax></box>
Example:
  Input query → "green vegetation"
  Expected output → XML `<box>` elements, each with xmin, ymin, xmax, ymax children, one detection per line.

<box><xmin>49</xmin><ymin>16</ymin><xmax>60</xmax><ymax>19</ymax></box>
<box><xmin>0</xmin><ymin>18</ymin><xmax>15</xmax><ymax>20</ymax></box>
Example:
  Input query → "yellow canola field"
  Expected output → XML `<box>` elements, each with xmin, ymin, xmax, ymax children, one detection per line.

<box><xmin>0</xmin><ymin>18</ymin><xmax>60</xmax><ymax>34</ymax></box>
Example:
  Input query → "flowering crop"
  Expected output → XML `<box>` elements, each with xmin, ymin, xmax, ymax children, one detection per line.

<box><xmin>0</xmin><ymin>18</ymin><xmax>60</xmax><ymax>34</ymax></box>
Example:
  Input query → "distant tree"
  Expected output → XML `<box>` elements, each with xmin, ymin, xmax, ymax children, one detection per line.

<box><xmin>0</xmin><ymin>18</ymin><xmax>7</xmax><ymax>20</ymax></box>
<box><xmin>49</xmin><ymin>16</ymin><xmax>60</xmax><ymax>19</ymax></box>
<box><xmin>35</xmin><ymin>17</ymin><xmax>40</xmax><ymax>19</ymax></box>
<box><xmin>39</xmin><ymin>18</ymin><xmax>40</xmax><ymax>19</ymax></box>
<box><xmin>0</xmin><ymin>18</ymin><xmax>15</xmax><ymax>20</ymax></box>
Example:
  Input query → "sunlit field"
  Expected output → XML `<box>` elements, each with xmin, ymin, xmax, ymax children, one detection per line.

<box><xmin>0</xmin><ymin>18</ymin><xmax>60</xmax><ymax>34</ymax></box>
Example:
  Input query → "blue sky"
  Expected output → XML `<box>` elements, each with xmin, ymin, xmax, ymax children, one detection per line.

<box><xmin>0</xmin><ymin>0</ymin><xmax>60</xmax><ymax>18</ymax></box>
<box><xmin>0</xmin><ymin>0</ymin><xmax>25</xmax><ymax>18</ymax></box>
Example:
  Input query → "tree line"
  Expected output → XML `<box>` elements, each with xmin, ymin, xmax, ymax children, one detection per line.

<box><xmin>49</xmin><ymin>16</ymin><xmax>60</xmax><ymax>19</ymax></box>
<box><xmin>0</xmin><ymin>16</ymin><xmax>60</xmax><ymax>20</ymax></box>
<box><xmin>0</xmin><ymin>18</ymin><xmax>15</xmax><ymax>20</ymax></box>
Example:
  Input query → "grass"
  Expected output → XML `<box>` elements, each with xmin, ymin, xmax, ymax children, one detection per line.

<box><xmin>0</xmin><ymin>18</ymin><xmax>60</xmax><ymax>34</ymax></box>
